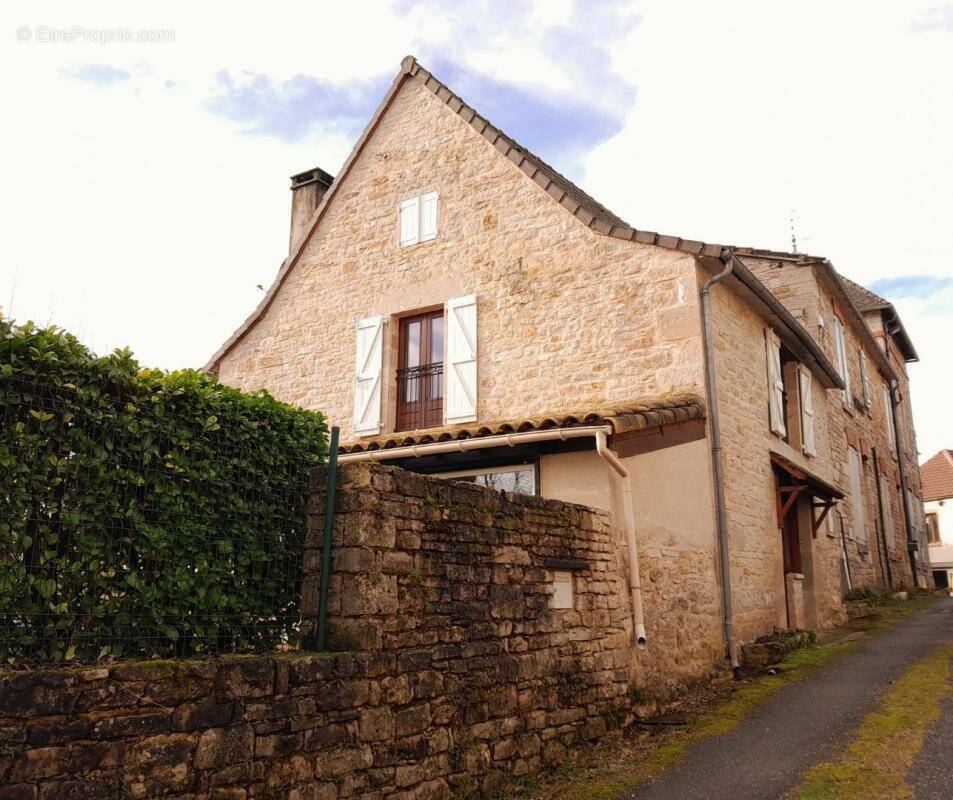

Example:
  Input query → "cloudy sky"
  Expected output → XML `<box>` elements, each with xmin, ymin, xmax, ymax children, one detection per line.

<box><xmin>1</xmin><ymin>0</ymin><xmax>950</xmax><ymax>459</ymax></box>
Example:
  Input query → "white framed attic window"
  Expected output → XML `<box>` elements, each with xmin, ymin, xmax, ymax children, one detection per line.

<box><xmin>551</xmin><ymin>571</ymin><xmax>574</xmax><ymax>610</ymax></box>
<box><xmin>399</xmin><ymin>192</ymin><xmax>438</xmax><ymax>247</ymax></box>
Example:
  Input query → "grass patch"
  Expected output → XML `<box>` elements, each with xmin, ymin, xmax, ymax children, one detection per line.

<box><xmin>789</xmin><ymin>642</ymin><xmax>953</xmax><ymax>800</ymax></box>
<box><xmin>858</xmin><ymin>592</ymin><xmax>936</xmax><ymax>633</ymax></box>
<box><xmin>509</xmin><ymin>593</ymin><xmax>936</xmax><ymax>800</ymax></box>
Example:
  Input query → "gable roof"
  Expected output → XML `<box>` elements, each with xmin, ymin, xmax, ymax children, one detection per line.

<box><xmin>841</xmin><ymin>276</ymin><xmax>890</xmax><ymax>311</ymax></box>
<box><xmin>922</xmin><ymin>450</ymin><xmax>953</xmax><ymax>502</ymax></box>
<box><xmin>204</xmin><ymin>55</ymin><xmax>728</xmax><ymax>374</ymax></box>
<box><xmin>203</xmin><ymin>56</ymin><xmax>845</xmax><ymax>388</ymax></box>
<box><xmin>841</xmin><ymin>276</ymin><xmax>918</xmax><ymax>363</ymax></box>
<box><xmin>733</xmin><ymin>249</ymin><xmax>906</xmax><ymax>379</ymax></box>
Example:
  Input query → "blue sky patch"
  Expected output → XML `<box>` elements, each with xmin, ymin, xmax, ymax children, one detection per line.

<box><xmin>207</xmin><ymin>0</ymin><xmax>639</xmax><ymax>176</ymax></box>
<box><xmin>206</xmin><ymin>55</ymin><xmax>634</xmax><ymax>178</ymax></box>
<box><xmin>206</xmin><ymin>70</ymin><xmax>389</xmax><ymax>142</ymax></box>
<box><xmin>65</xmin><ymin>63</ymin><xmax>131</xmax><ymax>87</ymax></box>
<box><xmin>870</xmin><ymin>275</ymin><xmax>953</xmax><ymax>300</ymax></box>
<box><xmin>910</xmin><ymin>4</ymin><xmax>953</xmax><ymax>33</ymax></box>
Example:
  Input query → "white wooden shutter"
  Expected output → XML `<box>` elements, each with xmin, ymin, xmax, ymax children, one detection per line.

<box><xmin>880</xmin><ymin>473</ymin><xmax>894</xmax><ymax>542</ymax></box>
<box><xmin>798</xmin><ymin>365</ymin><xmax>816</xmax><ymax>456</ymax></box>
<box><xmin>848</xmin><ymin>447</ymin><xmax>866</xmax><ymax>542</ymax></box>
<box><xmin>766</xmin><ymin>330</ymin><xmax>786</xmax><ymax>437</ymax></box>
<box><xmin>353</xmin><ymin>316</ymin><xmax>384</xmax><ymax>434</ymax></box>
<box><xmin>445</xmin><ymin>295</ymin><xmax>477</xmax><ymax>424</ymax></box>
<box><xmin>399</xmin><ymin>198</ymin><xmax>419</xmax><ymax>247</ymax></box>
<box><xmin>833</xmin><ymin>316</ymin><xmax>850</xmax><ymax>406</ymax></box>
<box><xmin>419</xmin><ymin>192</ymin><xmax>438</xmax><ymax>242</ymax></box>
<box><xmin>859</xmin><ymin>351</ymin><xmax>871</xmax><ymax>409</ymax></box>
<box><xmin>884</xmin><ymin>383</ymin><xmax>897</xmax><ymax>455</ymax></box>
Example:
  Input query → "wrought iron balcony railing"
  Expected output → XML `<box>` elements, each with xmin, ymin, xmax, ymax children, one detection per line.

<box><xmin>396</xmin><ymin>362</ymin><xmax>443</xmax><ymax>431</ymax></box>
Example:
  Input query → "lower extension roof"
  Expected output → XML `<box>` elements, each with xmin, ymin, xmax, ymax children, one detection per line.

<box><xmin>339</xmin><ymin>394</ymin><xmax>705</xmax><ymax>455</ymax></box>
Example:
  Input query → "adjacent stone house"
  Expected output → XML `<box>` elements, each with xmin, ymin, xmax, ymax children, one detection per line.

<box><xmin>206</xmin><ymin>57</ymin><xmax>926</xmax><ymax>683</ymax></box>
<box><xmin>922</xmin><ymin>449</ymin><xmax>953</xmax><ymax>588</ymax></box>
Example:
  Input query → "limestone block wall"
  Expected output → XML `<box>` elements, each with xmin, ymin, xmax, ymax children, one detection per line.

<box><xmin>741</xmin><ymin>256</ymin><xmax>921</xmax><ymax>589</ymax></box>
<box><xmin>215</xmin><ymin>78</ymin><xmax>706</xmax><ymax>442</ymax></box>
<box><xmin>0</xmin><ymin>465</ymin><xmax>633</xmax><ymax>800</ymax></box>
<box><xmin>705</xmin><ymin>275</ymin><xmax>850</xmax><ymax>639</ymax></box>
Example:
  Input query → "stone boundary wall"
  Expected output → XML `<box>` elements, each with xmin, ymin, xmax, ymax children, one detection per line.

<box><xmin>0</xmin><ymin>464</ymin><xmax>634</xmax><ymax>799</ymax></box>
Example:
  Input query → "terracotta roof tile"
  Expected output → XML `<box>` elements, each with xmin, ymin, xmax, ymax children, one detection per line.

<box><xmin>922</xmin><ymin>450</ymin><xmax>953</xmax><ymax>502</ymax></box>
<box><xmin>840</xmin><ymin>276</ymin><xmax>891</xmax><ymax>311</ymax></box>
<box><xmin>339</xmin><ymin>394</ymin><xmax>706</xmax><ymax>454</ymax></box>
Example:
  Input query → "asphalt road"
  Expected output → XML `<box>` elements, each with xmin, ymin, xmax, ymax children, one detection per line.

<box><xmin>622</xmin><ymin>598</ymin><xmax>953</xmax><ymax>800</ymax></box>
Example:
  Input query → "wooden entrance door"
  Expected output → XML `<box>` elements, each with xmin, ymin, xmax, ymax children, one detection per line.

<box><xmin>775</xmin><ymin>467</ymin><xmax>804</xmax><ymax>628</ymax></box>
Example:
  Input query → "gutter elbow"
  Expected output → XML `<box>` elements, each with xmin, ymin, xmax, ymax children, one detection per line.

<box><xmin>701</xmin><ymin>253</ymin><xmax>735</xmax><ymax>294</ymax></box>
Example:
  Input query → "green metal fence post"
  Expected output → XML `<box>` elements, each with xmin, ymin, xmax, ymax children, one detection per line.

<box><xmin>316</xmin><ymin>426</ymin><xmax>339</xmax><ymax>652</ymax></box>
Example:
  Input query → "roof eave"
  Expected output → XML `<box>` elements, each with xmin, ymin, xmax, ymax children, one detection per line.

<box><xmin>884</xmin><ymin>308</ymin><xmax>920</xmax><ymax>362</ymax></box>
<box><xmin>721</xmin><ymin>252</ymin><xmax>845</xmax><ymax>390</ymax></box>
<box><xmin>815</xmin><ymin>262</ymin><xmax>898</xmax><ymax>381</ymax></box>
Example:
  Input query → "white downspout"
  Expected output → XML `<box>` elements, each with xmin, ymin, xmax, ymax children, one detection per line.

<box><xmin>596</xmin><ymin>431</ymin><xmax>647</xmax><ymax>649</ymax></box>
<box><xmin>339</xmin><ymin>424</ymin><xmax>649</xmax><ymax>650</ymax></box>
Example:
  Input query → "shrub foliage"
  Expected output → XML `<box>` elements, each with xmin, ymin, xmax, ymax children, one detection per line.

<box><xmin>0</xmin><ymin>319</ymin><xmax>328</xmax><ymax>663</ymax></box>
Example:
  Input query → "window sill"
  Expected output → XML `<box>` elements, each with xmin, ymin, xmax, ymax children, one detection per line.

<box><xmin>399</xmin><ymin>236</ymin><xmax>437</xmax><ymax>250</ymax></box>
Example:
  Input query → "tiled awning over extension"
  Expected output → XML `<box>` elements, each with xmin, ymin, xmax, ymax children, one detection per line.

<box><xmin>339</xmin><ymin>394</ymin><xmax>706</xmax><ymax>454</ymax></box>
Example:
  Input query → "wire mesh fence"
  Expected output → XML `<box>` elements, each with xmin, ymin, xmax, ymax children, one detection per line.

<box><xmin>0</xmin><ymin>321</ymin><xmax>327</xmax><ymax>665</ymax></box>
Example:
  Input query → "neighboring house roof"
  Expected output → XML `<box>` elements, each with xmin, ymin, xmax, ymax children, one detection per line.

<box><xmin>202</xmin><ymin>56</ymin><xmax>852</xmax><ymax>391</ymax></box>
<box><xmin>339</xmin><ymin>394</ymin><xmax>705</xmax><ymax>454</ymax></box>
<box><xmin>840</xmin><ymin>276</ymin><xmax>890</xmax><ymax>311</ymax></box>
<box><xmin>733</xmin><ymin>249</ymin><xmax>902</xmax><ymax>380</ymax></box>
<box><xmin>840</xmin><ymin>276</ymin><xmax>918</xmax><ymax>363</ymax></box>
<box><xmin>922</xmin><ymin>450</ymin><xmax>953</xmax><ymax>502</ymax></box>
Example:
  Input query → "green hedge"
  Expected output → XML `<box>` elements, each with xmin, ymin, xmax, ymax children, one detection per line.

<box><xmin>0</xmin><ymin>319</ymin><xmax>328</xmax><ymax>663</ymax></box>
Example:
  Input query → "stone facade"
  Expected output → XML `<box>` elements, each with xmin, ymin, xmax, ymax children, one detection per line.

<box><xmin>741</xmin><ymin>255</ymin><xmax>926</xmax><ymax>591</ymax></box>
<box><xmin>215</xmin><ymin>78</ymin><xmax>705</xmax><ymax>440</ymax></box>
<box><xmin>0</xmin><ymin>465</ymin><xmax>632</xmax><ymax>799</ymax></box>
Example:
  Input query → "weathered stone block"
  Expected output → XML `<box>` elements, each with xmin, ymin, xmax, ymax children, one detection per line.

<box><xmin>11</xmin><ymin>741</ymin><xmax>124</xmax><ymax>782</ymax></box>
<box><xmin>25</xmin><ymin>718</ymin><xmax>89</xmax><ymax>746</ymax></box>
<box><xmin>0</xmin><ymin>785</ymin><xmax>36</xmax><ymax>800</ymax></box>
<box><xmin>194</xmin><ymin>725</ymin><xmax>254</xmax><ymax>770</ymax></box>
<box><xmin>394</xmin><ymin>703</ymin><xmax>431</xmax><ymax>737</ymax></box>
<box><xmin>359</xmin><ymin>706</ymin><xmax>395</xmax><ymax>742</ymax></box>
<box><xmin>92</xmin><ymin>711</ymin><xmax>170</xmax><ymax>739</ymax></box>
<box><xmin>217</xmin><ymin>659</ymin><xmax>274</xmax><ymax>700</ymax></box>
<box><xmin>172</xmin><ymin>701</ymin><xmax>235</xmax><ymax>732</ymax></box>
<box><xmin>288</xmin><ymin>782</ymin><xmax>338</xmax><ymax>800</ymax></box>
<box><xmin>123</xmin><ymin>762</ymin><xmax>192</xmax><ymax>799</ymax></box>
<box><xmin>328</xmin><ymin>619</ymin><xmax>382</xmax><ymax>652</ymax></box>
<box><xmin>125</xmin><ymin>734</ymin><xmax>192</xmax><ymax>771</ymax></box>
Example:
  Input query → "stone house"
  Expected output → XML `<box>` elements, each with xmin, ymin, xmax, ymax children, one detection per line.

<box><xmin>206</xmin><ymin>56</ymin><xmax>926</xmax><ymax>683</ymax></box>
<box><xmin>922</xmin><ymin>450</ymin><xmax>953</xmax><ymax>588</ymax></box>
